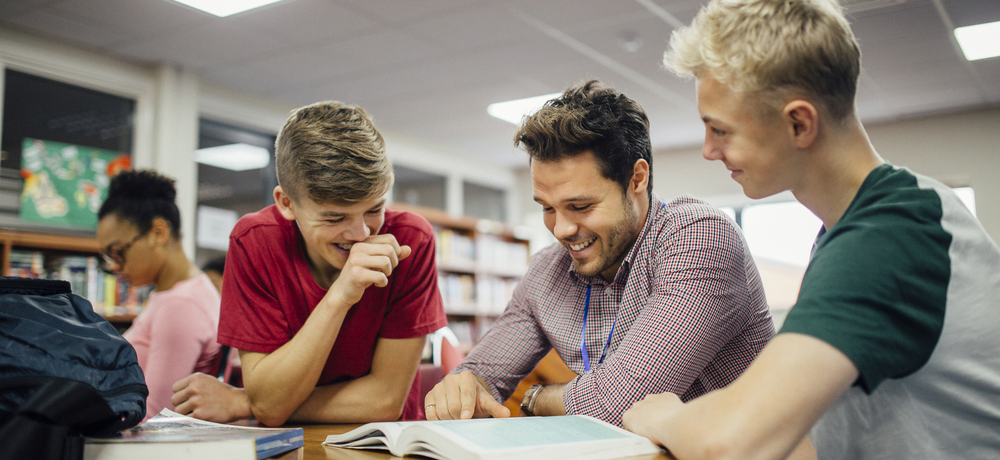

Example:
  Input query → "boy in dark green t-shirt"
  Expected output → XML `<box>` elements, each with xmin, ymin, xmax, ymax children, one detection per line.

<box><xmin>622</xmin><ymin>1</ymin><xmax>1000</xmax><ymax>459</ymax></box>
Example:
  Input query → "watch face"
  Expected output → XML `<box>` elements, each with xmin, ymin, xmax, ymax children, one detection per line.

<box><xmin>520</xmin><ymin>384</ymin><xmax>542</xmax><ymax>416</ymax></box>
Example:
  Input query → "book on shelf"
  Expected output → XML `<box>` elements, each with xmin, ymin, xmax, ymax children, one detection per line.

<box><xmin>83</xmin><ymin>408</ymin><xmax>304</xmax><ymax>460</ymax></box>
<box><xmin>322</xmin><ymin>415</ymin><xmax>662</xmax><ymax>460</ymax></box>
<box><xmin>8</xmin><ymin>249</ymin><xmax>151</xmax><ymax>318</ymax></box>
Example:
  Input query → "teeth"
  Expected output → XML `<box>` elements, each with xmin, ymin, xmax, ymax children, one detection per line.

<box><xmin>569</xmin><ymin>238</ymin><xmax>596</xmax><ymax>251</ymax></box>
<box><xmin>336</xmin><ymin>243</ymin><xmax>352</xmax><ymax>251</ymax></box>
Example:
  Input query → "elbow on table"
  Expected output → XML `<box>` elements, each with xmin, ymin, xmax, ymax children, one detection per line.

<box><xmin>248</xmin><ymin>399</ymin><xmax>293</xmax><ymax>427</ymax></box>
<box><xmin>361</xmin><ymin>396</ymin><xmax>407</xmax><ymax>423</ymax></box>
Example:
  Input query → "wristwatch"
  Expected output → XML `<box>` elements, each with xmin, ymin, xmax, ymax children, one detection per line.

<box><xmin>520</xmin><ymin>384</ymin><xmax>543</xmax><ymax>416</ymax></box>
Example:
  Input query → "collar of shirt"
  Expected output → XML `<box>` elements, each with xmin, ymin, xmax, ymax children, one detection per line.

<box><xmin>567</xmin><ymin>192</ymin><xmax>665</xmax><ymax>288</ymax></box>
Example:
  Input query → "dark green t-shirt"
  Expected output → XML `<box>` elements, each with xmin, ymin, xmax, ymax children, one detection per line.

<box><xmin>780</xmin><ymin>163</ymin><xmax>951</xmax><ymax>392</ymax></box>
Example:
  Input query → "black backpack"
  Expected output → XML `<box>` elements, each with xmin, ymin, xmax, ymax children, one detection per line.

<box><xmin>0</xmin><ymin>277</ymin><xmax>147</xmax><ymax>460</ymax></box>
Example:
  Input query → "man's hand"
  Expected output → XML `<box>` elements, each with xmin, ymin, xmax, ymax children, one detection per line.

<box><xmin>622</xmin><ymin>392</ymin><xmax>684</xmax><ymax>446</ymax></box>
<box><xmin>171</xmin><ymin>373</ymin><xmax>252</xmax><ymax>423</ymax></box>
<box><xmin>424</xmin><ymin>371</ymin><xmax>511</xmax><ymax>420</ymax></box>
<box><xmin>326</xmin><ymin>234</ymin><xmax>412</xmax><ymax>308</ymax></box>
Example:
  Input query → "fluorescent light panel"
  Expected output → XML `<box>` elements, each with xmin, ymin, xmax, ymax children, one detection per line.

<box><xmin>954</xmin><ymin>20</ymin><xmax>1000</xmax><ymax>61</ymax></box>
<box><xmin>195</xmin><ymin>143</ymin><xmax>270</xmax><ymax>171</ymax></box>
<box><xmin>171</xmin><ymin>0</ymin><xmax>284</xmax><ymax>17</ymax></box>
<box><xmin>487</xmin><ymin>93</ymin><xmax>562</xmax><ymax>125</ymax></box>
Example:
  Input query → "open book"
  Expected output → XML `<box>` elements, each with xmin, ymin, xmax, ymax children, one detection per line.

<box><xmin>83</xmin><ymin>409</ymin><xmax>304</xmax><ymax>460</ymax></box>
<box><xmin>323</xmin><ymin>415</ymin><xmax>662</xmax><ymax>460</ymax></box>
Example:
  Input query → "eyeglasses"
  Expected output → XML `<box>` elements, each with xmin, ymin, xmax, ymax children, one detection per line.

<box><xmin>99</xmin><ymin>230</ymin><xmax>149</xmax><ymax>273</ymax></box>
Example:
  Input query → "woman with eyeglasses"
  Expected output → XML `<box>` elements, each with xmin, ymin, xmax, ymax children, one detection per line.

<box><xmin>96</xmin><ymin>169</ymin><xmax>222</xmax><ymax>421</ymax></box>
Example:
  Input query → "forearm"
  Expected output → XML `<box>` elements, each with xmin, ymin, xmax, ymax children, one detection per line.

<box><xmin>626</xmin><ymin>335</ymin><xmax>856</xmax><ymax>460</ymax></box>
<box><xmin>531</xmin><ymin>383</ymin><xmax>567</xmax><ymax>416</ymax></box>
<box><xmin>243</xmin><ymin>299</ymin><xmax>350</xmax><ymax>425</ymax></box>
<box><xmin>288</xmin><ymin>372</ymin><xmax>411</xmax><ymax>423</ymax></box>
<box><xmin>287</xmin><ymin>336</ymin><xmax>425</xmax><ymax>424</ymax></box>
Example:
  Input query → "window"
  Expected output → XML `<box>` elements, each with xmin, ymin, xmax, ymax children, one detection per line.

<box><xmin>392</xmin><ymin>165</ymin><xmax>446</xmax><ymax>211</ymax></box>
<box><xmin>1</xmin><ymin>69</ymin><xmax>135</xmax><ymax>231</ymax></box>
<box><xmin>463</xmin><ymin>182</ymin><xmax>505</xmax><ymax>222</ymax></box>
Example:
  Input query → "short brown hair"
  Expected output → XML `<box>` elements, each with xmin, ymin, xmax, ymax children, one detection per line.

<box><xmin>515</xmin><ymin>80</ymin><xmax>652</xmax><ymax>197</ymax></box>
<box><xmin>275</xmin><ymin>101</ymin><xmax>392</xmax><ymax>205</ymax></box>
<box><xmin>664</xmin><ymin>0</ymin><xmax>861</xmax><ymax>123</ymax></box>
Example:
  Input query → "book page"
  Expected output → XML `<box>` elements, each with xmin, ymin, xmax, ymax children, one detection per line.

<box><xmin>432</xmin><ymin>416</ymin><xmax>632</xmax><ymax>450</ymax></box>
<box><xmin>324</xmin><ymin>421</ymin><xmax>405</xmax><ymax>448</ymax></box>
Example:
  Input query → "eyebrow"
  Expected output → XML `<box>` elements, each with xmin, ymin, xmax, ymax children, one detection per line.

<box><xmin>316</xmin><ymin>199</ymin><xmax>387</xmax><ymax>217</ymax></box>
<box><xmin>533</xmin><ymin>195</ymin><xmax>595</xmax><ymax>204</ymax></box>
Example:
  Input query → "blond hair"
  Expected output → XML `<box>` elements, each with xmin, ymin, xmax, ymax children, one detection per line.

<box><xmin>275</xmin><ymin>101</ymin><xmax>392</xmax><ymax>205</ymax></box>
<box><xmin>664</xmin><ymin>0</ymin><xmax>861</xmax><ymax>122</ymax></box>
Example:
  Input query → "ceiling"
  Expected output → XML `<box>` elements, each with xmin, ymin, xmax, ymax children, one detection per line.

<box><xmin>2</xmin><ymin>0</ymin><xmax>998</xmax><ymax>169</ymax></box>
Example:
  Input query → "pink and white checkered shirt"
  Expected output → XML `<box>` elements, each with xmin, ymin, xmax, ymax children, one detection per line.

<box><xmin>454</xmin><ymin>193</ymin><xmax>773</xmax><ymax>425</ymax></box>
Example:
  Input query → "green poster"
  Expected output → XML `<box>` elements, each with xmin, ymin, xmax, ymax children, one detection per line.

<box><xmin>19</xmin><ymin>138</ymin><xmax>131</xmax><ymax>229</ymax></box>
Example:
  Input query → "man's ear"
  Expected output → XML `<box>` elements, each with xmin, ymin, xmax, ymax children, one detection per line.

<box><xmin>784</xmin><ymin>99</ymin><xmax>820</xmax><ymax>148</ymax></box>
<box><xmin>273</xmin><ymin>186</ymin><xmax>297</xmax><ymax>221</ymax></box>
<box><xmin>630</xmin><ymin>159</ymin><xmax>650</xmax><ymax>198</ymax></box>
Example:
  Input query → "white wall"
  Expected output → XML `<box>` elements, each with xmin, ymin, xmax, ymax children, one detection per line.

<box><xmin>652</xmin><ymin>106</ymin><xmax>1000</xmax><ymax>241</ymax></box>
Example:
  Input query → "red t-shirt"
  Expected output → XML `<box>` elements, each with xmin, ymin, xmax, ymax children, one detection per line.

<box><xmin>218</xmin><ymin>205</ymin><xmax>447</xmax><ymax>420</ymax></box>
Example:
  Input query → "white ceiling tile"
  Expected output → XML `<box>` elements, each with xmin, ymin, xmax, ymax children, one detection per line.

<box><xmin>941</xmin><ymin>0</ymin><xmax>1000</xmax><ymax>28</ymax></box>
<box><xmin>339</xmin><ymin>0</ymin><xmax>486</xmax><ymax>24</ymax></box>
<box><xmin>234</xmin><ymin>0</ymin><xmax>378</xmax><ymax>43</ymax></box>
<box><xmin>108</xmin><ymin>21</ymin><xmax>289</xmax><ymax>69</ymax></box>
<box><xmin>508</xmin><ymin>0</ymin><xmax>648</xmax><ymax>30</ymax></box>
<box><xmin>405</xmin><ymin>4</ymin><xmax>540</xmax><ymax>52</ymax></box>
<box><xmin>0</xmin><ymin>0</ymin><xmax>60</xmax><ymax>18</ymax></box>
<box><xmin>51</xmin><ymin>0</ymin><xmax>211</xmax><ymax>38</ymax></box>
<box><xmin>3</xmin><ymin>6</ymin><xmax>130</xmax><ymax>47</ymax></box>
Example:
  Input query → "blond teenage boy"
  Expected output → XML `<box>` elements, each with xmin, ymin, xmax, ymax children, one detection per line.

<box><xmin>171</xmin><ymin>102</ymin><xmax>447</xmax><ymax>426</ymax></box>
<box><xmin>623</xmin><ymin>1</ymin><xmax>1000</xmax><ymax>459</ymax></box>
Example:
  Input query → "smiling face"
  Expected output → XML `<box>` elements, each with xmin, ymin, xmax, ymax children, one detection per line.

<box><xmin>697</xmin><ymin>75</ymin><xmax>800</xmax><ymax>199</ymax></box>
<box><xmin>274</xmin><ymin>187</ymin><xmax>387</xmax><ymax>281</ymax></box>
<box><xmin>532</xmin><ymin>151</ymin><xmax>646</xmax><ymax>282</ymax></box>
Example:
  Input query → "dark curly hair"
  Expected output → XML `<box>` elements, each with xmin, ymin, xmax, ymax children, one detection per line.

<box><xmin>98</xmin><ymin>169</ymin><xmax>181</xmax><ymax>240</ymax></box>
<box><xmin>515</xmin><ymin>80</ymin><xmax>652</xmax><ymax>197</ymax></box>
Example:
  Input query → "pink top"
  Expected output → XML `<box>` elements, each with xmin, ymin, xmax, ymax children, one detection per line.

<box><xmin>124</xmin><ymin>273</ymin><xmax>222</xmax><ymax>420</ymax></box>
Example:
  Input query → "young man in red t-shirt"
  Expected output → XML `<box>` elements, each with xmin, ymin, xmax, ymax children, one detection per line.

<box><xmin>170</xmin><ymin>101</ymin><xmax>447</xmax><ymax>425</ymax></box>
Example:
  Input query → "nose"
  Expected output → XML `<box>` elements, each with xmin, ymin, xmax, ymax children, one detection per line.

<box><xmin>551</xmin><ymin>212</ymin><xmax>578</xmax><ymax>241</ymax></box>
<box><xmin>344</xmin><ymin>218</ymin><xmax>371</xmax><ymax>242</ymax></box>
<box><xmin>703</xmin><ymin>130</ymin><xmax>722</xmax><ymax>161</ymax></box>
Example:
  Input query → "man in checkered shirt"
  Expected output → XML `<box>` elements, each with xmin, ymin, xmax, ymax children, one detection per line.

<box><xmin>424</xmin><ymin>80</ymin><xmax>774</xmax><ymax>426</ymax></box>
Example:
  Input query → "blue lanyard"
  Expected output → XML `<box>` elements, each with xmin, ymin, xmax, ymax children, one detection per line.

<box><xmin>580</xmin><ymin>285</ymin><xmax>617</xmax><ymax>372</ymax></box>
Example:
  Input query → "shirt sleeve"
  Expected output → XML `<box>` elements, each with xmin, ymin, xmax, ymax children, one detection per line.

<box><xmin>379</xmin><ymin>222</ymin><xmax>449</xmax><ymax>339</ymax></box>
<box><xmin>142</xmin><ymin>299</ymin><xmax>217</xmax><ymax>418</ymax></box>
<box><xmin>217</xmin><ymin>235</ymin><xmax>289</xmax><ymax>352</ymax></box>
<box><xmin>451</xmin><ymin>272</ymin><xmax>552</xmax><ymax>403</ymax></box>
<box><xmin>563</xmin><ymin>213</ymin><xmax>763</xmax><ymax>425</ymax></box>
<box><xmin>779</xmin><ymin>206</ymin><xmax>950</xmax><ymax>393</ymax></box>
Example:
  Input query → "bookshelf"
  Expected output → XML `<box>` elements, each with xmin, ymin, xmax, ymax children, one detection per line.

<box><xmin>389</xmin><ymin>203</ymin><xmax>530</xmax><ymax>353</ymax></box>
<box><xmin>0</xmin><ymin>228</ymin><xmax>148</xmax><ymax>328</ymax></box>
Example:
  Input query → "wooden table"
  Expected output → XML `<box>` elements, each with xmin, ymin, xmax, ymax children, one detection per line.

<box><xmin>271</xmin><ymin>423</ymin><xmax>674</xmax><ymax>460</ymax></box>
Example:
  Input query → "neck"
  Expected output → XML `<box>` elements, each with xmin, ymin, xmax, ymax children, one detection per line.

<box><xmin>600</xmin><ymin>192</ymin><xmax>651</xmax><ymax>282</ymax></box>
<box><xmin>154</xmin><ymin>243</ymin><xmax>199</xmax><ymax>291</ymax></box>
<box><xmin>303</xmin><ymin>241</ymin><xmax>339</xmax><ymax>289</ymax></box>
<box><xmin>791</xmin><ymin>118</ymin><xmax>883</xmax><ymax>230</ymax></box>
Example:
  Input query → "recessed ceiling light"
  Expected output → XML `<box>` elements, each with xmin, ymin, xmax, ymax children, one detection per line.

<box><xmin>954</xmin><ymin>20</ymin><xmax>1000</xmax><ymax>61</ymax></box>
<box><xmin>487</xmin><ymin>93</ymin><xmax>562</xmax><ymax>125</ymax></box>
<box><xmin>171</xmin><ymin>0</ymin><xmax>285</xmax><ymax>18</ymax></box>
<box><xmin>195</xmin><ymin>143</ymin><xmax>270</xmax><ymax>171</ymax></box>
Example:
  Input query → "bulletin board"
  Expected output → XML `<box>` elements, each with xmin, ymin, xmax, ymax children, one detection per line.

<box><xmin>19</xmin><ymin>138</ymin><xmax>131</xmax><ymax>229</ymax></box>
